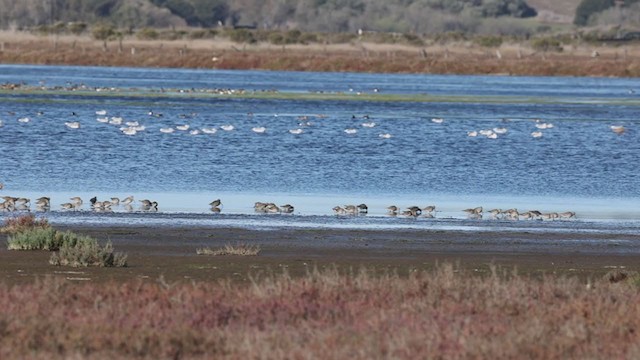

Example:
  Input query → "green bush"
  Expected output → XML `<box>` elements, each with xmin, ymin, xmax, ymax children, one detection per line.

<box><xmin>7</xmin><ymin>228</ymin><xmax>98</xmax><ymax>251</ymax></box>
<box><xmin>136</xmin><ymin>27</ymin><xmax>159</xmax><ymax>40</ymax></box>
<box><xmin>268</xmin><ymin>32</ymin><xmax>285</xmax><ymax>45</ymax></box>
<box><xmin>68</xmin><ymin>22</ymin><xmax>87</xmax><ymax>35</ymax></box>
<box><xmin>92</xmin><ymin>24</ymin><xmax>116</xmax><ymax>41</ymax></box>
<box><xmin>7</xmin><ymin>227</ymin><xmax>58</xmax><ymax>250</ymax></box>
<box><xmin>475</xmin><ymin>35</ymin><xmax>504</xmax><ymax>47</ymax></box>
<box><xmin>227</xmin><ymin>29</ymin><xmax>256</xmax><ymax>44</ymax></box>
<box><xmin>574</xmin><ymin>0</ymin><xmax>615</xmax><ymax>26</ymax></box>
<box><xmin>50</xmin><ymin>241</ymin><xmax>127</xmax><ymax>268</ymax></box>
<box><xmin>401</xmin><ymin>33</ymin><xmax>425</xmax><ymax>46</ymax></box>
<box><xmin>531</xmin><ymin>37</ymin><xmax>563</xmax><ymax>52</ymax></box>
<box><xmin>298</xmin><ymin>32</ymin><xmax>318</xmax><ymax>44</ymax></box>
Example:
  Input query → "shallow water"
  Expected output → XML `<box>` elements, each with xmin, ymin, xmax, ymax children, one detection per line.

<box><xmin>0</xmin><ymin>65</ymin><xmax>639</xmax><ymax>231</ymax></box>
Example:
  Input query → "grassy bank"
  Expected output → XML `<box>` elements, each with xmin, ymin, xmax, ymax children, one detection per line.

<box><xmin>0</xmin><ymin>264</ymin><xmax>638</xmax><ymax>358</ymax></box>
<box><xmin>1</xmin><ymin>31</ymin><xmax>639</xmax><ymax>77</ymax></box>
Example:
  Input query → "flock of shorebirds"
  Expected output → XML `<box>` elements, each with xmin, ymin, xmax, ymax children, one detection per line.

<box><xmin>0</xmin><ymin>195</ymin><xmax>158</xmax><ymax>212</ymax></box>
<box><xmin>0</xmin><ymin>193</ymin><xmax>577</xmax><ymax>221</ymax></box>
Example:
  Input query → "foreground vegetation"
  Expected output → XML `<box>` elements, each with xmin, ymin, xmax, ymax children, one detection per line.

<box><xmin>3</xmin><ymin>214</ymin><xmax>127</xmax><ymax>267</ymax></box>
<box><xmin>0</xmin><ymin>264</ymin><xmax>639</xmax><ymax>358</ymax></box>
<box><xmin>197</xmin><ymin>243</ymin><xmax>261</xmax><ymax>256</ymax></box>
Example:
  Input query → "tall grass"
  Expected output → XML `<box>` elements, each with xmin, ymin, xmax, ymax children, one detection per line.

<box><xmin>0</xmin><ymin>264</ymin><xmax>639</xmax><ymax>358</ymax></box>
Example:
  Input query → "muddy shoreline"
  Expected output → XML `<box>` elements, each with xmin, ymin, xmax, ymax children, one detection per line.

<box><xmin>1</xmin><ymin>225</ymin><xmax>638</xmax><ymax>284</ymax></box>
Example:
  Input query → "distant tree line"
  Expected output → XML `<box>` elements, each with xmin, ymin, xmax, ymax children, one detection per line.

<box><xmin>574</xmin><ymin>0</ymin><xmax>640</xmax><ymax>26</ymax></box>
<box><xmin>0</xmin><ymin>0</ymin><xmax>538</xmax><ymax>33</ymax></box>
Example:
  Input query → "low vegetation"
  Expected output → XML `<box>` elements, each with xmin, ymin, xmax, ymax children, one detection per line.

<box><xmin>197</xmin><ymin>243</ymin><xmax>261</xmax><ymax>256</ymax></box>
<box><xmin>0</xmin><ymin>213</ymin><xmax>49</xmax><ymax>234</ymax></box>
<box><xmin>0</xmin><ymin>264</ymin><xmax>639</xmax><ymax>358</ymax></box>
<box><xmin>49</xmin><ymin>240</ymin><xmax>128</xmax><ymax>267</ymax></box>
<box><xmin>4</xmin><ymin>216</ymin><xmax>127</xmax><ymax>267</ymax></box>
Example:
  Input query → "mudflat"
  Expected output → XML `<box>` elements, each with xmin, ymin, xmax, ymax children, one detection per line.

<box><xmin>1</xmin><ymin>225</ymin><xmax>638</xmax><ymax>284</ymax></box>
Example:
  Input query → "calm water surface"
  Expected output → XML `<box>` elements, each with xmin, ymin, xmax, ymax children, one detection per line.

<box><xmin>0</xmin><ymin>65</ymin><xmax>639</xmax><ymax>231</ymax></box>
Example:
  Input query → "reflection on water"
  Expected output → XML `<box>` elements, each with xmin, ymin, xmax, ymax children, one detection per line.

<box><xmin>0</xmin><ymin>65</ymin><xmax>639</xmax><ymax>231</ymax></box>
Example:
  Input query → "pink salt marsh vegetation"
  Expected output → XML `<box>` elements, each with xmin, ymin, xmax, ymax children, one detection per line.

<box><xmin>0</xmin><ymin>264</ymin><xmax>639</xmax><ymax>359</ymax></box>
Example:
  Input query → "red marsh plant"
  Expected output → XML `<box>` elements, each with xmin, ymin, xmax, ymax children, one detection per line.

<box><xmin>1</xmin><ymin>264</ymin><xmax>640</xmax><ymax>359</ymax></box>
<box><xmin>0</xmin><ymin>213</ymin><xmax>50</xmax><ymax>234</ymax></box>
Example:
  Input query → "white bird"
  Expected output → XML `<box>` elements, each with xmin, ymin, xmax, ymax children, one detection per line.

<box><xmin>96</xmin><ymin>117</ymin><xmax>109</xmax><ymax>123</ymax></box>
<box><xmin>344</xmin><ymin>128</ymin><xmax>358</xmax><ymax>134</ymax></box>
<box><xmin>160</xmin><ymin>127</ymin><xmax>175</xmax><ymax>133</ymax></box>
<box><xmin>125</xmin><ymin>121</ymin><xmax>139</xmax><ymax>127</ymax></box>
<box><xmin>486</xmin><ymin>132</ymin><xmax>498</xmax><ymax>139</ymax></box>
<box><xmin>65</xmin><ymin>121</ymin><xmax>80</xmax><ymax>129</ymax></box>
<box><xmin>379</xmin><ymin>133</ymin><xmax>392</xmax><ymax>139</ymax></box>
<box><xmin>133</xmin><ymin>125</ymin><xmax>145</xmax><ymax>131</ymax></box>
<box><xmin>610</xmin><ymin>125</ymin><xmax>625</xmax><ymax>134</ymax></box>
<box><xmin>220</xmin><ymin>125</ymin><xmax>235</xmax><ymax>131</ymax></box>
<box><xmin>201</xmin><ymin>128</ymin><xmax>218</xmax><ymax>134</ymax></box>
<box><xmin>109</xmin><ymin>117</ymin><xmax>122</xmax><ymax>125</ymax></box>
<box><xmin>121</xmin><ymin>127</ymin><xmax>137</xmax><ymax>136</ymax></box>
<box><xmin>95</xmin><ymin>110</ymin><xmax>107</xmax><ymax>115</ymax></box>
<box><xmin>531</xmin><ymin>131</ymin><xmax>543</xmax><ymax>138</ymax></box>
<box><xmin>176</xmin><ymin>124</ymin><xmax>190</xmax><ymax>131</ymax></box>
<box><xmin>189</xmin><ymin>129</ymin><xmax>201</xmax><ymax>135</ymax></box>
<box><xmin>252</xmin><ymin>126</ymin><xmax>266</xmax><ymax>133</ymax></box>
<box><xmin>535</xmin><ymin>123</ymin><xmax>551</xmax><ymax>129</ymax></box>
<box><xmin>18</xmin><ymin>117</ymin><xmax>30</xmax><ymax>123</ymax></box>
<box><xmin>289</xmin><ymin>128</ymin><xmax>304</xmax><ymax>134</ymax></box>
<box><xmin>362</xmin><ymin>122</ymin><xmax>376</xmax><ymax>128</ymax></box>
<box><xmin>479</xmin><ymin>129</ymin><xmax>493</xmax><ymax>136</ymax></box>
<box><xmin>431</xmin><ymin>118</ymin><xmax>444</xmax><ymax>124</ymax></box>
<box><xmin>493</xmin><ymin>127</ymin><xmax>508</xmax><ymax>134</ymax></box>
<box><xmin>467</xmin><ymin>131</ymin><xmax>478</xmax><ymax>137</ymax></box>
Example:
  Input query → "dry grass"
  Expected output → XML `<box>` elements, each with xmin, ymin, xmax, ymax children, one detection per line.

<box><xmin>197</xmin><ymin>243</ymin><xmax>261</xmax><ymax>256</ymax></box>
<box><xmin>0</xmin><ymin>214</ymin><xmax>50</xmax><ymax>235</ymax></box>
<box><xmin>1</xmin><ymin>32</ymin><xmax>640</xmax><ymax>77</ymax></box>
<box><xmin>1</xmin><ymin>264</ymin><xmax>640</xmax><ymax>358</ymax></box>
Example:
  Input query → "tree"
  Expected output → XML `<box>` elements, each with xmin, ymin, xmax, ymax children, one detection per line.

<box><xmin>574</xmin><ymin>0</ymin><xmax>615</xmax><ymax>26</ymax></box>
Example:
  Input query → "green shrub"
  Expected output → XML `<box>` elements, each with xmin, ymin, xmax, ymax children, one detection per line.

<box><xmin>7</xmin><ymin>227</ymin><xmax>58</xmax><ymax>250</ymax></box>
<box><xmin>7</xmin><ymin>228</ymin><xmax>98</xmax><ymax>251</ymax></box>
<box><xmin>92</xmin><ymin>24</ymin><xmax>116</xmax><ymax>41</ymax></box>
<box><xmin>227</xmin><ymin>29</ymin><xmax>256</xmax><ymax>44</ymax></box>
<box><xmin>68</xmin><ymin>22</ymin><xmax>87</xmax><ymax>35</ymax></box>
<box><xmin>136</xmin><ymin>27</ymin><xmax>159</xmax><ymax>40</ymax></box>
<box><xmin>531</xmin><ymin>37</ymin><xmax>563</xmax><ymax>52</ymax></box>
<box><xmin>402</xmin><ymin>33</ymin><xmax>425</xmax><ymax>46</ymax></box>
<box><xmin>298</xmin><ymin>32</ymin><xmax>318</xmax><ymax>44</ymax></box>
<box><xmin>188</xmin><ymin>29</ymin><xmax>216</xmax><ymax>39</ymax></box>
<box><xmin>574</xmin><ymin>0</ymin><xmax>615</xmax><ymax>26</ymax></box>
<box><xmin>50</xmin><ymin>241</ymin><xmax>127</xmax><ymax>268</ymax></box>
<box><xmin>268</xmin><ymin>32</ymin><xmax>285</xmax><ymax>45</ymax></box>
<box><xmin>475</xmin><ymin>35</ymin><xmax>504</xmax><ymax>47</ymax></box>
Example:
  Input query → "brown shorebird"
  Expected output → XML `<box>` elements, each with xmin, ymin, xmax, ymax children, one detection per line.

<box><xmin>210</xmin><ymin>199</ymin><xmax>222</xmax><ymax>208</ymax></box>
<box><xmin>281</xmin><ymin>204</ymin><xmax>294</xmax><ymax>213</ymax></box>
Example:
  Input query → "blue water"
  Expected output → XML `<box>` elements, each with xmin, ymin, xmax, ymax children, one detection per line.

<box><xmin>0</xmin><ymin>64</ymin><xmax>639</xmax><ymax>228</ymax></box>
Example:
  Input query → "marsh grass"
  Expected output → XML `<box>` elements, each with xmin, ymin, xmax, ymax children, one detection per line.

<box><xmin>0</xmin><ymin>213</ymin><xmax>50</xmax><ymax>234</ymax></box>
<box><xmin>1</xmin><ymin>264</ymin><xmax>640</xmax><ymax>358</ymax></box>
<box><xmin>197</xmin><ymin>243</ymin><xmax>261</xmax><ymax>256</ymax></box>
<box><xmin>49</xmin><ymin>240</ymin><xmax>128</xmax><ymax>268</ymax></box>
<box><xmin>6</xmin><ymin>227</ymin><xmax>127</xmax><ymax>267</ymax></box>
